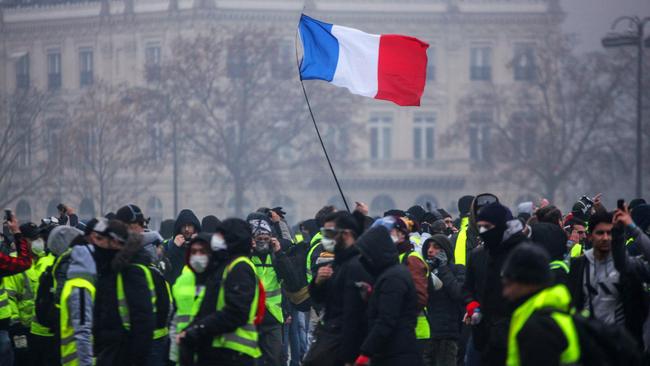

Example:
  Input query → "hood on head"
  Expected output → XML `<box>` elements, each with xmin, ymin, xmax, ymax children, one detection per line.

<box><xmin>218</xmin><ymin>218</ymin><xmax>253</xmax><ymax>256</ymax></box>
<box><xmin>422</xmin><ymin>234</ymin><xmax>454</xmax><ymax>262</ymax></box>
<box><xmin>67</xmin><ymin>245</ymin><xmax>97</xmax><ymax>280</ymax></box>
<box><xmin>632</xmin><ymin>204</ymin><xmax>650</xmax><ymax>233</ymax></box>
<box><xmin>530</xmin><ymin>222</ymin><xmax>568</xmax><ymax>261</ymax></box>
<box><xmin>502</xmin><ymin>219</ymin><xmax>524</xmax><ymax>243</ymax></box>
<box><xmin>201</xmin><ymin>215</ymin><xmax>221</xmax><ymax>233</ymax></box>
<box><xmin>174</xmin><ymin>209</ymin><xmax>201</xmax><ymax>236</ymax></box>
<box><xmin>355</xmin><ymin>226</ymin><xmax>398</xmax><ymax>272</ymax></box>
<box><xmin>48</xmin><ymin>226</ymin><xmax>83</xmax><ymax>256</ymax></box>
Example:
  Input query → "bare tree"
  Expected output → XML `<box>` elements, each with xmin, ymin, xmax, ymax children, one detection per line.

<box><xmin>67</xmin><ymin>83</ymin><xmax>157</xmax><ymax>214</ymax></box>
<box><xmin>449</xmin><ymin>34</ymin><xmax>631</xmax><ymax>201</ymax></box>
<box><xmin>0</xmin><ymin>88</ymin><xmax>60</xmax><ymax>210</ymax></box>
<box><xmin>141</xmin><ymin>26</ymin><xmax>357</xmax><ymax>216</ymax></box>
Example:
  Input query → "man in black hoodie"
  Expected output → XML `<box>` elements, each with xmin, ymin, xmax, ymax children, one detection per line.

<box><xmin>305</xmin><ymin>212</ymin><xmax>371</xmax><ymax>366</ymax></box>
<box><xmin>355</xmin><ymin>225</ymin><xmax>422</xmax><ymax>366</ymax></box>
<box><xmin>179</xmin><ymin>218</ymin><xmax>261</xmax><ymax>366</ymax></box>
<box><xmin>93</xmin><ymin>220</ymin><xmax>155</xmax><ymax>366</ymax></box>
<box><xmin>421</xmin><ymin>234</ymin><xmax>465</xmax><ymax>366</ymax></box>
<box><xmin>164</xmin><ymin>209</ymin><xmax>202</xmax><ymax>284</ymax></box>
<box><xmin>463</xmin><ymin>202</ymin><xmax>528</xmax><ymax>366</ymax></box>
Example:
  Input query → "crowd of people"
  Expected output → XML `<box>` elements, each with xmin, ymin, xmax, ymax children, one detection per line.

<box><xmin>0</xmin><ymin>192</ymin><xmax>649</xmax><ymax>366</ymax></box>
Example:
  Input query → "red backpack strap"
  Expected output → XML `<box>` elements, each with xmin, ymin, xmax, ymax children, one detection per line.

<box><xmin>254</xmin><ymin>279</ymin><xmax>266</xmax><ymax>325</ymax></box>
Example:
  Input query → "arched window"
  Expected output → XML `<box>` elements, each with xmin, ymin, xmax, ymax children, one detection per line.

<box><xmin>15</xmin><ymin>200</ymin><xmax>31</xmax><ymax>223</ymax></box>
<box><xmin>370</xmin><ymin>194</ymin><xmax>396</xmax><ymax>217</ymax></box>
<box><xmin>147</xmin><ymin>196</ymin><xmax>164</xmax><ymax>232</ymax></box>
<box><xmin>414</xmin><ymin>194</ymin><xmax>439</xmax><ymax>211</ymax></box>
<box><xmin>271</xmin><ymin>195</ymin><xmax>296</xmax><ymax>226</ymax></box>
<box><xmin>46</xmin><ymin>199</ymin><xmax>60</xmax><ymax>217</ymax></box>
<box><xmin>79</xmin><ymin>198</ymin><xmax>95</xmax><ymax>220</ymax></box>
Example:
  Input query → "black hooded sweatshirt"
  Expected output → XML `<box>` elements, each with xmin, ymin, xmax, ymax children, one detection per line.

<box><xmin>530</xmin><ymin>223</ymin><xmax>569</xmax><ymax>285</ymax></box>
<box><xmin>94</xmin><ymin>234</ymin><xmax>155</xmax><ymax>366</ymax></box>
<box><xmin>165</xmin><ymin>209</ymin><xmax>201</xmax><ymax>284</ymax></box>
<box><xmin>421</xmin><ymin>235</ymin><xmax>465</xmax><ymax>340</ymax></box>
<box><xmin>356</xmin><ymin>226</ymin><xmax>422</xmax><ymax>366</ymax></box>
<box><xmin>309</xmin><ymin>244</ymin><xmax>373</xmax><ymax>363</ymax></box>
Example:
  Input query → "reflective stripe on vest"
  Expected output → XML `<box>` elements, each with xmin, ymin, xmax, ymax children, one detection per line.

<box><xmin>506</xmin><ymin>285</ymin><xmax>580</xmax><ymax>366</ymax></box>
<box><xmin>455</xmin><ymin>217</ymin><xmax>469</xmax><ymax>266</ymax></box>
<box><xmin>0</xmin><ymin>285</ymin><xmax>10</xmax><ymax>320</ymax></box>
<box><xmin>399</xmin><ymin>251</ymin><xmax>431</xmax><ymax>340</ymax></box>
<box><xmin>60</xmin><ymin>278</ymin><xmax>95</xmax><ymax>366</ymax></box>
<box><xmin>212</xmin><ymin>256</ymin><xmax>261</xmax><ymax>358</ymax></box>
<box><xmin>252</xmin><ymin>255</ymin><xmax>283</xmax><ymax>323</ymax></box>
<box><xmin>31</xmin><ymin>253</ymin><xmax>66</xmax><ymax>336</ymax></box>
<box><xmin>117</xmin><ymin>264</ymin><xmax>166</xmax><ymax>338</ymax></box>
<box><xmin>171</xmin><ymin>266</ymin><xmax>205</xmax><ymax>333</ymax></box>
<box><xmin>549</xmin><ymin>260</ymin><xmax>569</xmax><ymax>274</ymax></box>
<box><xmin>305</xmin><ymin>232</ymin><xmax>323</xmax><ymax>283</ymax></box>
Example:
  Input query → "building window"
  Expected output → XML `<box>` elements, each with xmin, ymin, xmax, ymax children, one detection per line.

<box><xmin>510</xmin><ymin>112</ymin><xmax>536</xmax><ymax>159</ymax></box>
<box><xmin>369</xmin><ymin>113</ymin><xmax>393</xmax><ymax>160</ymax></box>
<box><xmin>470</xmin><ymin>46</ymin><xmax>491</xmax><ymax>81</ymax></box>
<box><xmin>147</xmin><ymin>196</ymin><xmax>163</xmax><ymax>232</ymax></box>
<box><xmin>17</xmin><ymin>125</ymin><xmax>32</xmax><ymax>168</ymax></box>
<box><xmin>514</xmin><ymin>44</ymin><xmax>536</xmax><ymax>81</ymax></box>
<box><xmin>47</xmin><ymin>50</ymin><xmax>62</xmax><ymax>90</ymax></box>
<box><xmin>370</xmin><ymin>194</ymin><xmax>396</xmax><ymax>217</ymax></box>
<box><xmin>79</xmin><ymin>198</ymin><xmax>95</xmax><ymax>220</ymax></box>
<box><xmin>426</xmin><ymin>47</ymin><xmax>436</xmax><ymax>81</ymax></box>
<box><xmin>469</xmin><ymin>111</ymin><xmax>492</xmax><ymax>162</ymax></box>
<box><xmin>413</xmin><ymin>113</ymin><xmax>435</xmax><ymax>160</ymax></box>
<box><xmin>15</xmin><ymin>54</ymin><xmax>30</xmax><ymax>89</ymax></box>
<box><xmin>15</xmin><ymin>200</ymin><xmax>31</xmax><ymax>223</ymax></box>
<box><xmin>149</xmin><ymin>117</ymin><xmax>163</xmax><ymax>162</ymax></box>
<box><xmin>79</xmin><ymin>48</ymin><xmax>94</xmax><ymax>87</ymax></box>
<box><xmin>45</xmin><ymin>119</ymin><xmax>62</xmax><ymax>164</ymax></box>
<box><xmin>145</xmin><ymin>43</ymin><xmax>162</xmax><ymax>83</ymax></box>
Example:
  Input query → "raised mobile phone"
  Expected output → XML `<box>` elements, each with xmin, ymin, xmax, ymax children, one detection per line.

<box><xmin>617</xmin><ymin>199</ymin><xmax>625</xmax><ymax>211</ymax></box>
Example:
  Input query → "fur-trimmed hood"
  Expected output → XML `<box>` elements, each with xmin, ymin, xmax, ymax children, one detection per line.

<box><xmin>111</xmin><ymin>233</ymin><xmax>151</xmax><ymax>271</ymax></box>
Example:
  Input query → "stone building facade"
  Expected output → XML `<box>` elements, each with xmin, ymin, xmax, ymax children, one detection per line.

<box><xmin>0</xmin><ymin>0</ymin><xmax>563</xmax><ymax>226</ymax></box>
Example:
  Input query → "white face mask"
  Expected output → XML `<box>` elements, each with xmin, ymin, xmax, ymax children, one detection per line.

<box><xmin>478</xmin><ymin>226</ymin><xmax>489</xmax><ymax>234</ymax></box>
<box><xmin>189</xmin><ymin>254</ymin><xmax>209</xmax><ymax>273</ymax></box>
<box><xmin>390</xmin><ymin>234</ymin><xmax>400</xmax><ymax>244</ymax></box>
<box><xmin>321</xmin><ymin>237</ymin><xmax>336</xmax><ymax>253</ymax></box>
<box><xmin>31</xmin><ymin>238</ymin><xmax>45</xmax><ymax>255</ymax></box>
<box><xmin>211</xmin><ymin>234</ymin><xmax>226</xmax><ymax>252</ymax></box>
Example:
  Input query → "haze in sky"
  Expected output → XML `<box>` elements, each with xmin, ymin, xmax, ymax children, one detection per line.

<box><xmin>562</xmin><ymin>0</ymin><xmax>650</xmax><ymax>53</ymax></box>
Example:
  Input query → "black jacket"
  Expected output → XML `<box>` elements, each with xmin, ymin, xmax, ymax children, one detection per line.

<box><xmin>462</xmin><ymin>222</ymin><xmax>528</xmax><ymax>365</ymax></box>
<box><xmin>422</xmin><ymin>238</ymin><xmax>465</xmax><ymax>340</ymax></box>
<box><xmin>309</xmin><ymin>245</ymin><xmax>373</xmax><ymax>363</ymax></box>
<box><xmin>94</xmin><ymin>234</ymin><xmax>155</xmax><ymax>366</ymax></box>
<box><xmin>356</xmin><ymin>226</ymin><xmax>422</xmax><ymax>366</ymax></box>
<box><xmin>185</xmin><ymin>255</ymin><xmax>257</xmax><ymax>364</ymax></box>
<box><xmin>164</xmin><ymin>209</ymin><xmax>201</xmax><ymax>284</ymax></box>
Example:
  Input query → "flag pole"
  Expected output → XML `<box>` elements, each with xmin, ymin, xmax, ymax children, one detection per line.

<box><xmin>295</xmin><ymin>23</ymin><xmax>351</xmax><ymax>213</ymax></box>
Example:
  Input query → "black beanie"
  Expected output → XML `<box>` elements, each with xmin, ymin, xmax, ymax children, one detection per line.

<box><xmin>407</xmin><ymin>205</ymin><xmax>426</xmax><ymax>224</ymax></box>
<box><xmin>115</xmin><ymin>204</ymin><xmax>145</xmax><ymax>224</ymax></box>
<box><xmin>19</xmin><ymin>223</ymin><xmax>40</xmax><ymax>240</ymax></box>
<box><xmin>530</xmin><ymin>223</ymin><xmax>568</xmax><ymax>261</ymax></box>
<box><xmin>201</xmin><ymin>215</ymin><xmax>221</xmax><ymax>233</ymax></box>
<box><xmin>501</xmin><ymin>243</ymin><xmax>551</xmax><ymax>285</ymax></box>
<box><xmin>477</xmin><ymin>202</ymin><xmax>513</xmax><ymax>228</ymax></box>
<box><xmin>335</xmin><ymin>212</ymin><xmax>362</xmax><ymax>237</ymax></box>
<box><xmin>630</xmin><ymin>198</ymin><xmax>647</xmax><ymax>212</ymax></box>
<box><xmin>458</xmin><ymin>195</ymin><xmax>475</xmax><ymax>217</ymax></box>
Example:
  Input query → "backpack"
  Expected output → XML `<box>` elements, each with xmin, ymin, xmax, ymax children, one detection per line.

<box><xmin>572</xmin><ymin>313</ymin><xmax>643</xmax><ymax>366</ymax></box>
<box><xmin>34</xmin><ymin>249</ymin><xmax>72</xmax><ymax>331</ymax></box>
<box><xmin>282</xmin><ymin>240</ymin><xmax>312</xmax><ymax>311</ymax></box>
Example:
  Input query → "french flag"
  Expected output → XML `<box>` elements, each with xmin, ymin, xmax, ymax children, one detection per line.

<box><xmin>299</xmin><ymin>14</ymin><xmax>429</xmax><ymax>106</ymax></box>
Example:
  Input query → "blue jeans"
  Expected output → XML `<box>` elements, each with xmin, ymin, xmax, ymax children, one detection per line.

<box><xmin>0</xmin><ymin>330</ymin><xmax>13</xmax><ymax>366</ymax></box>
<box><xmin>284</xmin><ymin>307</ymin><xmax>308</xmax><ymax>366</ymax></box>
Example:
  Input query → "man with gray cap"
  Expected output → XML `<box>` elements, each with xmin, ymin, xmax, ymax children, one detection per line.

<box><xmin>247</xmin><ymin>212</ymin><xmax>297</xmax><ymax>366</ymax></box>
